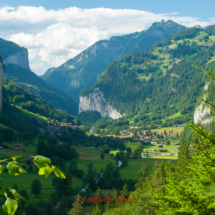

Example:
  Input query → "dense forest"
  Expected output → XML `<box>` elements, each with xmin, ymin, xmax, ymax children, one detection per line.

<box><xmin>3</xmin><ymin>78</ymin><xmax>80</xmax><ymax>124</ymax></box>
<box><xmin>80</xmin><ymin>24</ymin><xmax>215</xmax><ymax>130</ymax></box>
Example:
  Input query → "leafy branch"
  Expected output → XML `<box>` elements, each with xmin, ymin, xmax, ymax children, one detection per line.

<box><xmin>0</xmin><ymin>155</ymin><xmax>66</xmax><ymax>215</ymax></box>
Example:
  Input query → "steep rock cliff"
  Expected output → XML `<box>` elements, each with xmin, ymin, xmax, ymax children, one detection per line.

<box><xmin>194</xmin><ymin>82</ymin><xmax>213</xmax><ymax>125</ymax></box>
<box><xmin>3</xmin><ymin>50</ymin><xmax>30</xmax><ymax>70</ymax></box>
<box><xmin>79</xmin><ymin>88</ymin><xmax>123</xmax><ymax>119</ymax></box>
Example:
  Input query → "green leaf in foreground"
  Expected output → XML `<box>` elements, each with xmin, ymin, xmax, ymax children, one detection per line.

<box><xmin>10</xmin><ymin>189</ymin><xmax>25</xmax><ymax>202</ymax></box>
<box><xmin>6</xmin><ymin>162</ymin><xmax>26</xmax><ymax>176</ymax></box>
<box><xmin>33</xmin><ymin>156</ymin><xmax>51</xmax><ymax>169</ymax></box>
<box><xmin>0</xmin><ymin>165</ymin><xmax>5</xmax><ymax>174</ymax></box>
<box><xmin>11</xmin><ymin>156</ymin><xmax>21</xmax><ymax>162</ymax></box>
<box><xmin>52</xmin><ymin>165</ymin><xmax>66</xmax><ymax>179</ymax></box>
<box><xmin>2</xmin><ymin>198</ymin><xmax>18</xmax><ymax>215</ymax></box>
<box><xmin>38</xmin><ymin>165</ymin><xmax>53</xmax><ymax>178</ymax></box>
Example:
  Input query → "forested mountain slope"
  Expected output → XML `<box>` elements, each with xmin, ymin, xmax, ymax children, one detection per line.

<box><xmin>80</xmin><ymin>25</ymin><xmax>215</xmax><ymax>129</ymax></box>
<box><xmin>42</xmin><ymin>20</ymin><xmax>185</xmax><ymax>101</ymax></box>
<box><xmin>0</xmin><ymin>38</ymin><xmax>78</xmax><ymax>115</ymax></box>
<box><xmin>3</xmin><ymin>79</ymin><xmax>80</xmax><ymax>124</ymax></box>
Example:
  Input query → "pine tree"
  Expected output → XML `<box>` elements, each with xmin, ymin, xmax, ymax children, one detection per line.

<box><xmin>31</xmin><ymin>179</ymin><xmax>42</xmax><ymax>197</ymax></box>
<box><xmin>68</xmin><ymin>194</ymin><xmax>85</xmax><ymax>215</ymax></box>
<box><xmin>135</xmin><ymin>165</ymin><xmax>146</xmax><ymax>189</ymax></box>
<box><xmin>91</xmin><ymin>188</ymin><xmax>103</xmax><ymax>215</ymax></box>
<box><xmin>121</xmin><ymin>183</ymin><xmax>130</xmax><ymax>199</ymax></box>
<box><xmin>176</xmin><ymin>132</ymin><xmax>179</xmax><ymax>138</ymax></box>
<box><xmin>177</xmin><ymin>141</ymin><xmax>190</xmax><ymax>173</ymax></box>
<box><xmin>100</xmin><ymin>152</ymin><xmax>104</xmax><ymax>160</ymax></box>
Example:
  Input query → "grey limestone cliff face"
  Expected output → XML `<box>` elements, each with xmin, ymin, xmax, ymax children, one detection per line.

<box><xmin>194</xmin><ymin>83</ymin><xmax>213</xmax><ymax>125</ymax></box>
<box><xmin>79</xmin><ymin>88</ymin><xmax>123</xmax><ymax>119</ymax></box>
<box><xmin>3</xmin><ymin>50</ymin><xmax>30</xmax><ymax>69</ymax></box>
<box><xmin>0</xmin><ymin>59</ymin><xmax>4</xmax><ymax>112</ymax></box>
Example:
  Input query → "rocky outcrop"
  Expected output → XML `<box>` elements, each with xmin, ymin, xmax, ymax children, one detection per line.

<box><xmin>3</xmin><ymin>50</ymin><xmax>30</xmax><ymax>69</ymax></box>
<box><xmin>194</xmin><ymin>82</ymin><xmax>213</xmax><ymax>125</ymax></box>
<box><xmin>79</xmin><ymin>88</ymin><xmax>123</xmax><ymax>119</ymax></box>
<box><xmin>0</xmin><ymin>58</ymin><xmax>3</xmax><ymax>112</ymax></box>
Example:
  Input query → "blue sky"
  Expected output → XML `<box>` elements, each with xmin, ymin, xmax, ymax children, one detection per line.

<box><xmin>0</xmin><ymin>1</ymin><xmax>214</xmax><ymax>75</ymax></box>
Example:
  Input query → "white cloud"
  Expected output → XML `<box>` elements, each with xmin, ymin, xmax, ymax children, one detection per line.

<box><xmin>0</xmin><ymin>6</ymin><xmax>215</xmax><ymax>75</ymax></box>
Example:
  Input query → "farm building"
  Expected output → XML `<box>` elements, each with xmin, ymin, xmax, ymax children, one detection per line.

<box><xmin>10</xmin><ymin>144</ymin><xmax>22</xmax><ymax>149</ymax></box>
<box><xmin>171</xmin><ymin>142</ymin><xmax>181</xmax><ymax>145</ymax></box>
<box><xmin>144</xmin><ymin>130</ymin><xmax>151</xmax><ymax>136</ymax></box>
<box><xmin>21</xmin><ymin>157</ymin><xmax>34</xmax><ymax>165</ymax></box>
<box><xmin>158</xmin><ymin>149</ymin><xmax>168</xmax><ymax>152</ymax></box>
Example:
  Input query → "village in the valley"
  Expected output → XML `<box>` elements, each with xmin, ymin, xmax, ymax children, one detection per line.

<box><xmin>5</xmin><ymin>120</ymin><xmax>185</xmax><ymax>158</ymax></box>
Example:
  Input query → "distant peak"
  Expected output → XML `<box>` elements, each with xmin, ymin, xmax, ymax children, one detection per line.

<box><xmin>194</xmin><ymin>25</ymin><xmax>201</xmax><ymax>29</ymax></box>
<box><xmin>161</xmin><ymin>19</ymin><xmax>165</xmax><ymax>25</ymax></box>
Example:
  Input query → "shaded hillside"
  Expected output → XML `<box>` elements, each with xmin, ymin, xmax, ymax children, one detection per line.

<box><xmin>42</xmin><ymin>20</ymin><xmax>185</xmax><ymax>101</ymax></box>
<box><xmin>0</xmin><ymin>38</ymin><xmax>78</xmax><ymax>115</ymax></box>
<box><xmin>3</xmin><ymin>79</ymin><xmax>80</xmax><ymax>124</ymax></box>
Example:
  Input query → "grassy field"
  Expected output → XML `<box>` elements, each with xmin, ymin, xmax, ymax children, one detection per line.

<box><xmin>0</xmin><ymin>172</ymin><xmax>55</xmax><ymax>199</ymax></box>
<box><xmin>75</xmin><ymin>147</ymin><xmax>116</xmax><ymax>174</ymax></box>
<box><xmin>0</xmin><ymin>123</ymin><xmax>8</xmax><ymax>129</ymax></box>
<box><xmin>0</xmin><ymin>172</ymin><xmax>83</xmax><ymax>200</ymax></box>
<box><xmin>2</xmin><ymin>140</ymin><xmax>38</xmax><ymax>156</ymax></box>
<box><xmin>74</xmin><ymin>147</ymin><xmax>178</xmax><ymax>182</ymax></box>
<box><xmin>151</xmin><ymin>126</ymin><xmax>184</xmax><ymax>135</ymax></box>
<box><xmin>110</xmin><ymin>144</ymin><xmax>180</xmax><ymax>155</ymax></box>
<box><xmin>149</xmin><ymin>155</ymin><xmax>178</xmax><ymax>159</ymax></box>
<box><xmin>121</xmin><ymin>157</ymin><xmax>177</xmax><ymax>179</ymax></box>
<box><xmin>0</xmin><ymin>145</ymin><xmax>178</xmax><ymax>201</ymax></box>
<box><xmin>19</xmin><ymin>108</ymin><xmax>48</xmax><ymax>121</ymax></box>
<box><xmin>109</xmin><ymin>150</ymin><xmax>121</xmax><ymax>156</ymax></box>
<box><xmin>143</xmin><ymin>144</ymin><xmax>180</xmax><ymax>153</ymax></box>
<box><xmin>0</xmin><ymin>149</ymin><xmax>27</xmax><ymax>160</ymax></box>
<box><xmin>85</xmin><ymin>132</ymin><xmax>93</xmax><ymax>137</ymax></box>
<box><xmin>166</xmin><ymin>112</ymin><xmax>181</xmax><ymax>120</ymax></box>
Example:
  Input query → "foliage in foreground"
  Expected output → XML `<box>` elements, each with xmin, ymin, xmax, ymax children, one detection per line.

<box><xmin>0</xmin><ymin>155</ymin><xmax>66</xmax><ymax>215</ymax></box>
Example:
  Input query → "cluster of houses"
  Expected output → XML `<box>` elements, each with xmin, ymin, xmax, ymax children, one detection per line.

<box><xmin>5</xmin><ymin>144</ymin><xmax>25</xmax><ymax>152</ymax></box>
<box><xmin>141</xmin><ymin>141</ymin><xmax>181</xmax><ymax>158</ymax></box>
<box><xmin>143</xmin><ymin>146</ymin><xmax>178</xmax><ymax>157</ymax></box>
<box><xmin>39</xmin><ymin>122</ymin><xmax>85</xmax><ymax>135</ymax></box>
<box><xmin>90</xmin><ymin>125</ymin><xmax>183</xmax><ymax>143</ymax></box>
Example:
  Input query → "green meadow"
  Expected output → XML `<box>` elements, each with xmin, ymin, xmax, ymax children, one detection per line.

<box><xmin>19</xmin><ymin>108</ymin><xmax>48</xmax><ymax>121</ymax></box>
<box><xmin>143</xmin><ymin>144</ymin><xmax>180</xmax><ymax>153</ymax></box>
<box><xmin>0</xmin><ymin>145</ymin><xmax>177</xmax><ymax>200</ymax></box>
<box><xmin>121</xmin><ymin>157</ymin><xmax>177</xmax><ymax>180</ymax></box>
<box><xmin>0</xmin><ymin>172</ymin><xmax>82</xmax><ymax>200</ymax></box>
<box><xmin>151</xmin><ymin>126</ymin><xmax>184</xmax><ymax>135</ymax></box>
<box><xmin>74</xmin><ymin>147</ymin><xmax>116</xmax><ymax>174</ymax></box>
